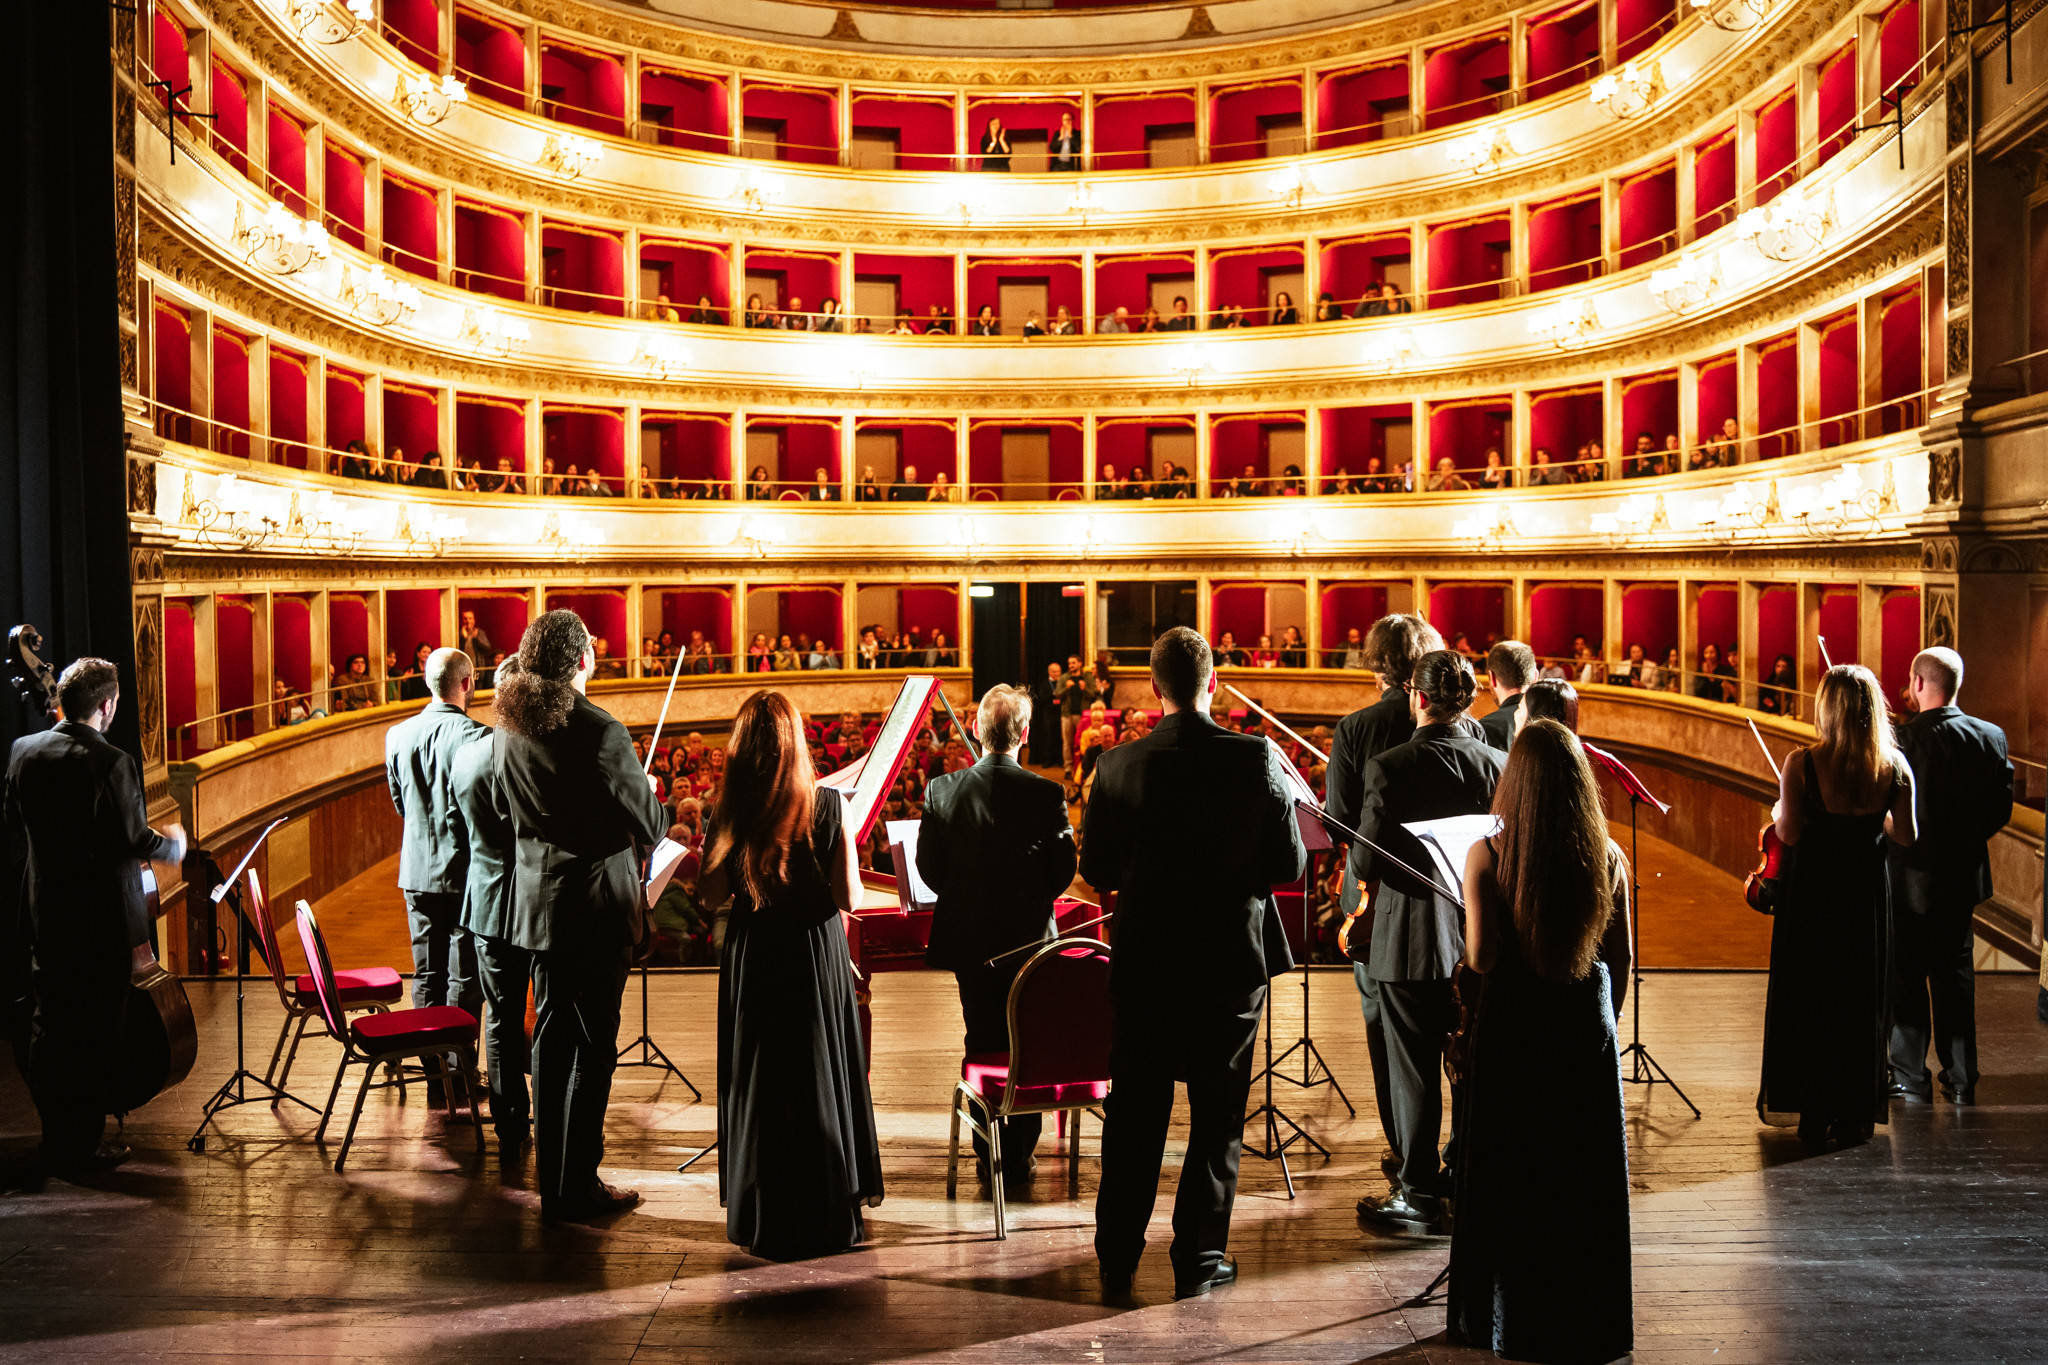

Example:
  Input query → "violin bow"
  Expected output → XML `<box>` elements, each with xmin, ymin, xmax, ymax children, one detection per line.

<box><xmin>1224</xmin><ymin>684</ymin><xmax>1330</xmax><ymax>763</ymax></box>
<box><xmin>984</xmin><ymin>910</ymin><xmax>1113</xmax><ymax>966</ymax></box>
<box><xmin>643</xmin><ymin>643</ymin><xmax>690</xmax><ymax>775</ymax></box>
<box><xmin>1817</xmin><ymin>635</ymin><xmax>1835</xmax><ymax>671</ymax></box>
<box><xmin>1309</xmin><ymin>802</ymin><xmax>1467</xmax><ymax>907</ymax></box>
<box><xmin>1747</xmin><ymin>716</ymin><xmax>1783</xmax><ymax>782</ymax></box>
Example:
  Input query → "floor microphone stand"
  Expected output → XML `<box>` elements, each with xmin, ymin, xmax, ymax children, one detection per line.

<box><xmin>1242</xmin><ymin>870</ymin><xmax>1330</xmax><ymax>1198</ymax></box>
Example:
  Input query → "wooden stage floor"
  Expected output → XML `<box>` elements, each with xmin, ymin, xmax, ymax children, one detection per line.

<box><xmin>0</xmin><ymin>966</ymin><xmax>2041</xmax><ymax>1362</ymax></box>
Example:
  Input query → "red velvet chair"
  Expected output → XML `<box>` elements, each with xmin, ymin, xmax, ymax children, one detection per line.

<box><xmin>244</xmin><ymin>868</ymin><xmax>404</xmax><ymax>1097</ymax></box>
<box><xmin>295</xmin><ymin>900</ymin><xmax>485</xmax><ymax>1172</ymax></box>
<box><xmin>947</xmin><ymin>937</ymin><xmax>1113</xmax><ymax>1239</ymax></box>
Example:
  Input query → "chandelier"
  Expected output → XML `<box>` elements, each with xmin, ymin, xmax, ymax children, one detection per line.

<box><xmin>536</xmin><ymin>133</ymin><xmax>603</xmax><ymax>180</ymax></box>
<box><xmin>1360</xmin><ymin>330</ymin><xmax>1418</xmax><ymax>375</ymax></box>
<box><xmin>232</xmin><ymin>201</ymin><xmax>331</xmax><ymax>277</ymax></box>
<box><xmin>1590</xmin><ymin>60</ymin><xmax>1665</xmax><ymax>120</ymax></box>
<box><xmin>1528</xmin><ymin>297</ymin><xmax>1602</xmax><ymax>349</ymax></box>
<box><xmin>1649</xmin><ymin>251</ymin><xmax>1722</xmax><ymax>315</ymax></box>
<box><xmin>1736</xmin><ymin>187</ymin><xmax>1833</xmax><ymax>261</ymax></box>
<box><xmin>634</xmin><ymin>335</ymin><xmax>692</xmax><ymax>379</ymax></box>
<box><xmin>1447</xmin><ymin>125</ymin><xmax>1514</xmax><ymax>175</ymax></box>
<box><xmin>1690</xmin><ymin>0</ymin><xmax>1774</xmax><ymax>32</ymax></box>
<box><xmin>287</xmin><ymin>0</ymin><xmax>373</xmax><ymax>44</ymax></box>
<box><xmin>396</xmin><ymin>70</ymin><xmax>468</xmax><ymax>126</ymax></box>
<box><xmin>460</xmin><ymin>307</ymin><xmax>531</xmax><ymax>357</ymax></box>
<box><xmin>339</xmin><ymin>263</ymin><xmax>421</xmax><ymax>326</ymax></box>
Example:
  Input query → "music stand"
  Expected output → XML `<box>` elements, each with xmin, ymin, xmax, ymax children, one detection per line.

<box><xmin>189</xmin><ymin>819</ymin><xmax>305</xmax><ymax>1152</ymax></box>
<box><xmin>1253</xmin><ymin>788</ymin><xmax>1353</xmax><ymax>1118</ymax></box>
<box><xmin>1584</xmin><ymin>743</ymin><xmax>1700</xmax><ymax>1119</ymax></box>
<box><xmin>1241</xmin><ymin>869</ymin><xmax>1329</xmax><ymax>1199</ymax></box>
<box><xmin>619</xmin><ymin>840</ymin><xmax>701</xmax><ymax>1096</ymax></box>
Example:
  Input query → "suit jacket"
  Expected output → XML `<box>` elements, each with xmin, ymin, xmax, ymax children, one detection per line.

<box><xmin>1889</xmin><ymin>704</ymin><xmax>2012</xmax><ymax>916</ymax></box>
<box><xmin>1355</xmin><ymin>722</ymin><xmax>1505</xmax><ymax>982</ymax></box>
<box><xmin>1324</xmin><ymin>686</ymin><xmax>1416</xmax><ymax>915</ymax></box>
<box><xmin>449</xmin><ymin>730</ymin><xmax>516</xmax><ymax>941</ymax></box>
<box><xmin>1080</xmin><ymin>709</ymin><xmax>1307</xmax><ymax>1001</ymax></box>
<box><xmin>386</xmin><ymin>701</ymin><xmax>487</xmax><ymax>893</ymax></box>
<box><xmin>917</xmin><ymin>753</ymin><xmax>1077</xmax><ymax>971</ymax></box>
<box><xmin>1477</xmin><ymin>692</ymin><xmax>1522</xmax><ymax>753</ymax></box>
<box><xmin>3</xmin><ymin>722</ymin><xmax>176</xmax><ymax>959</ymax></box>
<box><xmin>492</xmin><ymin>692</ymin><xmax>667</xmax><ymax>953</ymax></box>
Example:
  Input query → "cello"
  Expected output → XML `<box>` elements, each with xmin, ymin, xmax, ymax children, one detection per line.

<box><xmin>7</xmin><ymin>623</ymin><xmax>198</xmax><ymax>1113</ymax></box>
<box><xmin>1744</xmin><ymin>717</ymin><xmax>1791</xmax><ymax>914</ymax></box>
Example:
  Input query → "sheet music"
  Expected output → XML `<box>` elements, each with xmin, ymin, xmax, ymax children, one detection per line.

<box><xmin>1265</xmin><ymin>738</ymin><xmax>1334</xmax><ymax>851</ymax></box>
<box><xmin>885</xmin><ymin>819</ymin><xmax>936</xmax><ymax>912</ymax></box>
<box><xmin>1400</xmin><ymin>814</ymin><xmax>1501</xmax><ymax>907</ymax></box>
<box><xmin>644</xmin><ymin>837</ymin><xmax>691</xmax><ymax>909</ymax></box>
<box><xmin>818</xmin><ymin>675</ymin><xmax>942</xmax><ymax>844</ymax></box>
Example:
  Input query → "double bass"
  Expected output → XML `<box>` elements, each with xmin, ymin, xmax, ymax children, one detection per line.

<box><xmin>6</xmin><ymin>624</ymin><xmax>198</xmax><ymax>1113</ymax></box>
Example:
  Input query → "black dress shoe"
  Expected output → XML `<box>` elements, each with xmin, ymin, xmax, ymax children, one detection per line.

<box><xmin>1099</xmin><ymin>1266</ymin><xmax>1134</xmax><ymax>1298</ymax></box>
<box><xmin>1173</xmin><ymin>1258</ymin><xmax>1238</xmax><ymax>1300</ymax></box>
<box><xmin>45</xmin><ymin>1140</ymin><xmax>131</xmax><ymax>1178</ymax></box>
<box><xmin>1359</xmin><ymin>1191</ymin><xmax>1445</xmax><ymax>1236</ymax></box>
<box><xmin>542</xmin><ymin>1181</ymin><xmax>641</xmax><ymax>1223</ymax></box>
<box><xmin>1002</xmin><ymin>1156</ymin><xmax>1038</xmax><ymax>1196</ymax></box>
<box><xmin>1943</xmin><ymin>1088</ymin><xmax>1976</xmax><ymax>1106</ymax></box>
<box><xmin>1889</xmin><ymin>1083</ymin><xmax>1932</xmax><ymax>1103</ymax></box>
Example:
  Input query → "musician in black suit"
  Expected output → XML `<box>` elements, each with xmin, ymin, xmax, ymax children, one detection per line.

<box><xmin>1477</xmin><ymin>640</ymin><xmax>1534</xmax><ymax>753</ymax></box>
<box><xmin>1083</xmin><ymin>627</ymin><xmax>1307</xmax><ymax>1301</ymax></box>
<box><xmin>1887</xmin><ymin>647</ymin><xmax>2013</xmax><ymax>1105</ymax></box>
<box><xmin>917</xmin><ymin>684</ymin><xmax>1078</xmax><ymax>1190</ymax></box>
<box><xmin>492</xmin><ymin>611</ymin><xmax>668</xmax><ymax>1220</ymax></box>
<box><xmin>385</xmin><ymin>649</ymin><xmax>487</xmax><ymax>1034</ymax></box>
<box><xmin>1352</xmin><ymin>650</ymin><xmax>1505</xmax><ymax>1236</ymax></box>
<box><xmin>450</xmin><ymin>659</ymin><xmax>529</xmax><ymax>1149</ymax></box>
<box><xmin>2</xmin><ymin>659</ymin><xmax>185</xmax><ymax>1175</ymax></box>
<box><xmin>1323</xmin><ymin>614</ymin><xmax>1441</xmax><ymax>1191</ymax></box>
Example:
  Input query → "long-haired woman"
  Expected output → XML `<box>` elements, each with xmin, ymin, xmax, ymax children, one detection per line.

<box><xmin>1452</xmin><ymin>719</ymin><xmax>1633</xmax><ymax>1363</ymax></box>
<box><xmin>1759</xmin><ymin>664</ymin><xmax>1916</xmax><ymax>1148</ymax></box>
<box><xmin>702</xmin><ymin>690</ymin><xmax>883</xmax><ymax>1259</ymax></box>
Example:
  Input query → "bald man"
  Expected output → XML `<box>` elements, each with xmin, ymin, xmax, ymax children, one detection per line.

<box><xmin>385</xmin><ymin>648</ymin><xmax>487</xmax><ymax>1035</ymax></box>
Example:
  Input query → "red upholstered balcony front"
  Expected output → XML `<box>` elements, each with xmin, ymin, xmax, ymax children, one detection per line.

<box><xmin>351</xmin><ymin>1005</ymin><xmax>480</xmax><ymax>1053</ymax></box>
<box><xmin>962</xmin><ymin>1053</ymin><xmax>1109</xmax><ymax>1111</ymax></box>
<box><xmin>294</xmin><ymin>966</ymin><xmax>404</xmax><ymax>1007</ymax></box>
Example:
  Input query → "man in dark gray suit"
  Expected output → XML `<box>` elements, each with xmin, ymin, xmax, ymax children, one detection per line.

<box><xmin>917</xmin><ymin>683</ymin><xmax>1077</xmax><ymax>1192</ymax></box>
<box><xmin>492</xmin><ymin>611</ymin><xmax>667</xmax><ymax>1220</ymax></box>
<box><xmin>1477</xmin><ymin>639</ymin><xmax>1534</xmax><ymax>753</ymax></box>
<box><xmin>1888</xmin><ymin>647</ymin><xmax>2013</xmax><ymax>1105</ymax></box>
<box><xmin>1083</xmin><ymin>628</ymin><xmax>1306</xmax><ymax>1301</ymax></box>
<box><xmin>450</xmin><ymin>658</ymin><xmax>529</xmax><ymax>1150</ymax></box>
<box><xmin>385</xmin><ymin>648</ymin><xmax>487</xmax><ymax>1030</ymax></box>
<box><xmin>4</xmin><ymin>658</ymin><xmax>185</xmax><ymax>1175</ymax></box>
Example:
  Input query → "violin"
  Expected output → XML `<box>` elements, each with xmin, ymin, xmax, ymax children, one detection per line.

<box><xmin>1743</xmin><ymin>717</ymin><xmax>1790</xmax><ymax>915</ymax></box>
<box><xmin>1444</xmin><ymin>961</ymin><xmax>1482</xmax><ymax>1086</ymax></box>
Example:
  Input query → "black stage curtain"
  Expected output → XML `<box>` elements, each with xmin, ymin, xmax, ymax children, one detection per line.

<box><xmin>0</xmin><ymin>5</ymin><xmax>136</xmax><ymax>758</ymax></box>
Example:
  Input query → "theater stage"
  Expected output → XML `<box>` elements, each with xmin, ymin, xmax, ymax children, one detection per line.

<box><xmin>0</xmin><ymin>966</ymin><xmax>2040</xmax><ymax>1362</ymax></box>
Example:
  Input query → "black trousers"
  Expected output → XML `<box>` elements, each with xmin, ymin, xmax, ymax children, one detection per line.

<box><xmin>28</xmin><ymin>950</ymin><xmax>128</xmax><ymax>1166</ymax></box>
<box><xmin>1094</xmin><ymin>986</ymin><xmax>1265</xmax><ymax>1285</ymax></box>
<box><xmin>1379</xmin><ymin>977</ymin><xmax>1459</xmax><ymax>1203</ymax></box>
<box><xmin>955</xmin><ymin>959</ymin><xmax>1041</xmax><ymax>1174</ymax></box>
<box><xmin>405</xmin><ymin>891</ymin><xmax>478</xmax><ymax>1014</ymax></box>
<box><xmin>530</xmin><ymin>939</ymin><xmax>629</xmax><ymax>1204</ymax></box>
<box><xmin>475</xmin><ymin>934</ymin><xmax>534</xmax><ymax>1134</ymax></box>
<box><xmin>1351</xmin><ymin>964</ymin><xmax>1399</xmax><ymax>1161</ymax></box>
<box><xmin>1889</xmin><ymin>905</ymin><xmax>1978</xmax><ymax>1096</ymax></box>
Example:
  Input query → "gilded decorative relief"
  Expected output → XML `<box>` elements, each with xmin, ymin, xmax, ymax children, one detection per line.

<box><xmin>133</xmin><ymin>596</ymin><xmax>164</xmax><ymax>766</ymax></box>
<box><xmin>1923</xmin><ymin>582</ymin><xmax>1957</xmax><ymax>649</ymax></box>
<box><xmin>1928</xmin><ymin>448</ymin><xmax>1961</xmax><ymax>506</ymax></box>
<box><xmin>1945</xmin><ymin>162</ymin><xmax>1969</xmax><ymax>307</ymax></box>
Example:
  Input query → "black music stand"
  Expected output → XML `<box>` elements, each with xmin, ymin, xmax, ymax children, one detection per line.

<box><xmin>1260</xmin><ymin>877</ymin><xmax>1354</xmax><ymax>1119</ymax></box>
<box><xmin>1242</xmin><ymin>870</ymin><xmax>1329</xmax><ymax>1199</ymax></box>
<box><xmin>1585</xmin><ymin>744</ymin><xmax>1700</xmax><ymax>1119</ymax></box>
<box><xmin>189</xmin><ymin>820</ymin><xmax>308</xmax><ymax>1152</ymax></box>
<box><xmin>616</xmin><ymin>961</ymin><xmax>699</xmax><ymax>1098</ymax></box>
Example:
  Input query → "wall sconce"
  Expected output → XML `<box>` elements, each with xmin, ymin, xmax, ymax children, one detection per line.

<box><xmin>538</xmin><ymin>511</ymin><xmax>604</xmax><ymax>555</ymax></box>
<box><xmin>1693</xmin><ymin>479</ymin><xmax>1783</xmax><ymax>540</ymax></box>
<box><xmin>1648</xmin><ymin>251</ymin><xmax>1721</xmax><ymax>315</ymax></box>
<box><xmin>184</xmin><ymin>471</ymin><xmax>283</xmax><ymax>552</ymax></box>
<box><xmin>1064</xmin><ymin>182</ymin><xmax>1103</xmax><ymax>226</ymax></box>
<box><xmin>1528</xmin><ymin>297</ymin><xmax>1602</xmax><ymax>349</ymax></box>
<box><xmin>1072</xmin><ymin>515</ymin><xmax>1107</xmax><ymax>558</ymax></box>
<box><xmin>338</xmin><ymin>263</ymin><xmax>421</xmax><ymax>325</ymax></box>
<box><xmin>729</xmin><ymin>172</ymin><xmax>784</xmax><ymax>214</ymax></box>
<box><xmin>731</xmin><ymin>516</ymin><xmax>785</xmax><ymax>557</ymax></box>
<box><xmin>1447</xmin><ymin>125</ymin><xmax>1514</xmax><ymax>175</ymax></box>
<box><xmin>460</xmin><ymin>307</ymin><xmax>530</xmax><ymax>357</ymax></box>
<box><xmin>1690</xmin><ymin>0</ymin><xmax>1773</xmax><ymax>32</ymax></box>
<box><xmin>396</xmin><ymin>503</ymin><xmax>466</xmax><ymax>556</ymax></box>
<box><xmin>1271</xmin><ymin>509</ymin><xmax>1318</xmax><ymax>557</ymax></box>
<box><xmin>1360</xmin><ymin>330</ymin><xmax>1418</xmax><ymax>375</ymax></box>
<box><xmin>954</xmin><ymin>189</ymin><xmax>990</xmax><ymax>225</ymax></box>
<box><xmin>1168</xmin><ymin>346</ymin><xmax>1217</xmax><ymax>386</ymax></box>
<box><xmin>1452</xmin><ymin>504</ymin><xmax>1521</xmax><ymax>550</ymax></box>
<box><xmin>947</xmin><ymin>517</ymin><xmax>987</xmax><ymax>557</ymax></box>
<box><xmin>1590</xmin><ymin>60</ymin><xmax>1665</xmax><ymax>120</ymax></box>
<box><xmin>232</xmin><ymin>201</ymin><xmax>331</xmax><ymax>277</ymax></box>
<box><xmin>1736</xmin><ymin>187</ymin><xmax>1833</xmax><ymax>261</ymax></box>
<box><xmin>536</xmin><ymin>133</ymin><xmax>603</xmax><ymax>180</ymax></box>
<box><xmin>287</xmin><ymin>0</ymin><xmax>373</xmax><ymax>44</ymax></box>
<box><xmin>1590</xmin><ymin>494</ymin><xmax>1670</xmax><ymax>541</ymax></box>
<box><xmin>396</xmin><ymin>70</ymin><xmax>467</xmax><ymax>126</ymax></box>
<box><xmin>1266</xmin><ymin>164</ymin><xmax>1316</xmax><ymax>209</ymax></box>
<box><xmin>634</xmin><ymin>335</ymin><xmax>691</xmax><ymax>379</ymax></box>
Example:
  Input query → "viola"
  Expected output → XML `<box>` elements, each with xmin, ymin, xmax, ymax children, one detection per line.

<box><xmin>1743</xmin><ymin>717</ymin><xmax>1789</xmax><ymax>916</ymax></box>
<box><xmin>1444</xmin><ymin>961</ymin><xmax>1483</xmax><ymax>1086</ymax></box>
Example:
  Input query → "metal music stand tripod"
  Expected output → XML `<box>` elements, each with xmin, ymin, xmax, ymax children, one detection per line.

<box><xmin>189</xmin><ymin>820</ymin><xmax>309</xmax><ymax>1152</ymax></box>
<box><xmin>616</xmin><ymin>961</ymin><xmax>699</xmax><ymax>1098</ymax></box>
<box><xmin>1585</xmin><ymin>743</ymin><xmax>1700</xmax><ymax>1118</ymax></box>
<box><xmin>1242</xmin><ymin>870</ymin><xmax>1330</xmax><ymax>1199</ymax></box>
<box><xmin>1259</xmin><ymin>874</ymin><xmax>1354</xmax><ymax>1119</ymax></box>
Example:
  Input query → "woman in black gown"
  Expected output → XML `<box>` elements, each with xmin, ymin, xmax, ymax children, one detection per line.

<box><xmin>704</xmin><ymin>690</ymin><xmax>884</xmax><ymax>1259</ymax></box>
<box><xmin>1758</xmin><ymin>664</ymin><xmax>1917</xmax><ymax>1148</ymax></box>
<box><xmin>1452</xmin><ymin>719</ymin><xmax>1634</xmax><ymax>1364</ymax></box>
